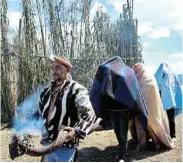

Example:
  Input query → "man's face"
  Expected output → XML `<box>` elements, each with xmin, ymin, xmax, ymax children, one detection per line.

<box><xmin>51</xmin><ymin>62</ymin><xmax>68</xmax><ymax>82</ymax></box>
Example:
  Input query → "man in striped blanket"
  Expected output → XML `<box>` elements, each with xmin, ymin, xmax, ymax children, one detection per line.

<box><xmin>38</xmin><ymin>55</ymin><xmax>96</xmax><ymax>162</ymax></box>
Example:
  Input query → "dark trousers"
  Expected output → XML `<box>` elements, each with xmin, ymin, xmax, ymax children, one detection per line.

<box><xmin>166</xmin><ymin>108</ymin><xmax>176</xmax><ymax>138</ymax></box>
<box><xmin>109</xmin><ymin>111</ymin><xmax>129</xmax><ymax>160</ymax></box>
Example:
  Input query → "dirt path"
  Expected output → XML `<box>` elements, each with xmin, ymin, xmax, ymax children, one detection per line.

<box><xmin>1</xmin><ymin>115</ymin><xmax>182</xmax><ymax>162</ymax></box>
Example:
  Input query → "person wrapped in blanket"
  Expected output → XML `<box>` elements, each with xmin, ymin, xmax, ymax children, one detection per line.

<box><xmin>154</xmin><ymin>63</ymin><xmax>182</xmax><ymax>140</ymax></box>
<box><xmin>133</xmin><ymin>63</ymin><xmax>174</xmax><ymax>150</ymax></box>
<box><xmin>37</xmin><ymin>55</ymin><xmax>96</xmax><ymax>162</ymax></box>
<box><xmin>90</xmin><ymin>56</ymin><xmax>148</xmax><ymax>161</ymax></box>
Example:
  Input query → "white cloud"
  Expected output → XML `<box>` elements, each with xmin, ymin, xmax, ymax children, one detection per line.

<box><xmin>90</xmin><ymin>2</ymin><xmax>107</xmax><ymax>19</ymax></box>
<box><xmin>143</xmin><ymin>50</ymin><xmax>183</xmax><ymax>74</ymax></box>
<box><xmin>90</xmin><ymin>2</ymin><xmax>107</xmax><ymax>24</ymax></box>
<box><xmin>168</xmin><ymin>53</ymin><xmax>183</xmax><ymax>74</ymax></box>
<box><xmin>138</xmin><ymin>22</ymin><xmax>153</xmax><ymax>35</ymax></box>
<box><xmin>94</xmin><ymin>2</ymin><xmax>107</xmax><ymax>13</ymax></box>
<box><xmin>135</xmin><ymin>0</ymin><xmax>147</xmax><ymax>3</ymax></box>
<box><xmin>167</xmin><ymin>1</ymin><xmax>183</xmax><ymax>31</ymax></box>
<box><xmin>168</xmin><ymin>53</ymin><xmax>183</xmax><ymax>61</ymax></box>
<box><xmin>138</xmin><ymin>23</ymin><xmax>171</xmax><ymax>39</ymax></box>
<box><xmin>143</xmin><ymin>42</ymin><xmax>150</xmax><ymax>47</ymax></box>
<box><xmin>7</xmin><ymin>10</ymin><xmax>41</xmax><ymax>32</ymax></box>
<box><xmin>147</xmin><ymin>27</ymin><xmax>170</xmax><ymax>39</ymax></box>
<box><xmin>169</xmin><ymin>61</ymin><xmax>183</xmax><ymax>74</ymax></box>
<box><xmin>108</xmin><ymin>0</ymin><xmax>126</xmax><ymax>12</ymax></box>
<box><xmin>142</xmin><ymin>42</ymin><xmax>150</xmax><ymax>51</ymax></box>
<box><xmin>108</xmin><ymin>0</ymin><xmax>182</xmax><ymax>37</ymax></box>
<box><xmin>134</xmin><ymin>0</ymin><xmax>182</xmax><ymax>32</ymax></box>
<box><xmin>8</xmin><ymin>11</ymin><xmax>22</xmax><ymax>29</ymax></box>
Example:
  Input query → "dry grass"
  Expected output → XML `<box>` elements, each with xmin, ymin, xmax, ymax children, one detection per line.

<box><xmin>1</xmin><ymin>0</ymin><xmax>143</xmax><ymax>122</ymax></box>
<box><xmin>1</xmin><ymin>115</ymin><xmax>182</xmax><ymax>162</ymax></box>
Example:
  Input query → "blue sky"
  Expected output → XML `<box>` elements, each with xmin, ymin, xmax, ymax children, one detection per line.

<box><xmin>8</xmin><ymin>0</ymin><xmax>183</xmax><ymax>74</ymax></box>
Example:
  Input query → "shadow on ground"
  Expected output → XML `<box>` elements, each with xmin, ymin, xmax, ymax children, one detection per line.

<box><xmin>77</xmin><ymin>139</ymin><xmax>170</xmax><ymax>162</ymax></box>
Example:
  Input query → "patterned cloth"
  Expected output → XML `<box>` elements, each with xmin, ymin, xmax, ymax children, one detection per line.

<box><xmin>39</xmin><ymin>79</ymin><xmax>96</xmax><ymax>143</ymax></box>
<box><xmin>90</xmin><ymin>56</ymin><xmax>148</xmax><ymax>130</ymax></box>
<box><xmin>154</xmin><ymin>63</ymin><xmax>182</xmax><ymax>116</ymax></box>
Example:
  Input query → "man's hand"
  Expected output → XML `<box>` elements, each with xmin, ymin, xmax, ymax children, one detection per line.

<box><xmin>64</xmin><ymin>127</ymin><xmax>77</xmax><ymax>142</ymax></box>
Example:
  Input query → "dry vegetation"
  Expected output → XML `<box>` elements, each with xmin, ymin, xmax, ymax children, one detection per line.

<box><xmin>0</xmin><ymin>115</ymin><xmax>182</xmax><ymax>162</ymax></box>
<box><xmin>1</xmin><ymin>0</ymin><xmax>182</xmax><ymax>162</ymax></box>
<box><xmin>1</xmin><ymin>0</ymin><xmax>142</xmax><ymax>122</ymax></box>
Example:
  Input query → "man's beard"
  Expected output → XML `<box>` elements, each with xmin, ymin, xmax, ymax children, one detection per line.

<box><xmin>53</xmin><ymin>76</ymin><xmax>66</xmax><ymax>85</ymax></box>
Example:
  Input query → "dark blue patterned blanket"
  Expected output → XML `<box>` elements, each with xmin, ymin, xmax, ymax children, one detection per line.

<box><xmin>90</xmin><ymin>56</ymin><xmax>148</xmax><ymax>130</ymax></box>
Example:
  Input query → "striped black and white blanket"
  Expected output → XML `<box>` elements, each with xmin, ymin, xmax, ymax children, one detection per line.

<box><xmin>39</xmin><ymin>79</ymin><xmax>96</xmax><ymax>143</ymax></box>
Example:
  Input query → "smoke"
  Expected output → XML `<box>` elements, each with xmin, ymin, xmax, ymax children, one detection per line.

<box><xmin>12</xmin><ymin>84</ymin><xmax>48</xmax><ymax>134</ymax></box>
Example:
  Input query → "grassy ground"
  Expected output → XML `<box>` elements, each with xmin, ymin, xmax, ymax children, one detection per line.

<box><xmin>1</xmin><ymin>115</ymin><xmax>182</xmax><ymax>162</ymax></box>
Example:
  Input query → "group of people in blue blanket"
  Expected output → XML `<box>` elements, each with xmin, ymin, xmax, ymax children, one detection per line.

<box><xmin>16</xmin><ymin>55</ymin><xmax>182</xmax><ymax>162</ymax></box>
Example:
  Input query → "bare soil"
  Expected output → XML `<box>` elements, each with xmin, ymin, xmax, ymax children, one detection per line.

<box><xmin>1</xmin><ymin>115</ymin><xmax>182</xmax><ymax>162</ymax></box>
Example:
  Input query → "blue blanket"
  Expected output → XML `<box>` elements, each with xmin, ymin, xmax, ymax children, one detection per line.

<box><xmin>154</xmin><ymin>63</ymin><xmax>182</xmax><ymax>116</ymax></box>
<box><xmin>90</xmin><ymin>56</ymin><xmax>148</xmax><ymax>129</ymax></box>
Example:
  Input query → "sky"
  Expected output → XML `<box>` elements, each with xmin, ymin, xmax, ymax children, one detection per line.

<box><xmin>8</xmin><ymin>0</ymin><xmax>183</xmax><ymax>74</ymax></box>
